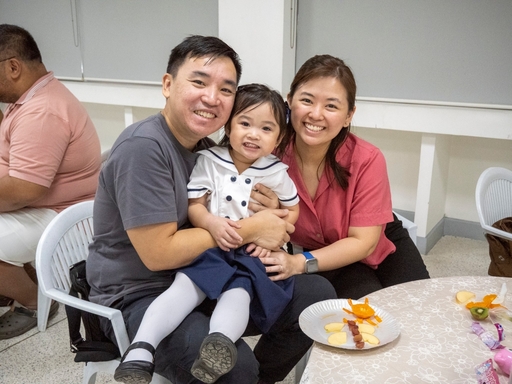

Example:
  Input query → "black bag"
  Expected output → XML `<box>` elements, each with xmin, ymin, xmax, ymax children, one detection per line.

<box><xmin>66</xmin><ymin>260</ymin><xmax>120</xmax><ymax>362</ymax></box>
<box><xmin>486</xmin><ymin>217</ymin><xmax>512</xmax><ymax>277</ymax></box>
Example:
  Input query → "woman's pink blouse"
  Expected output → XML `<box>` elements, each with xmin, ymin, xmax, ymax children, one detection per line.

<box><xmin>281</xmin><ymin>133</ymin><xmax>396</xmax><ymax>267</ymax></box>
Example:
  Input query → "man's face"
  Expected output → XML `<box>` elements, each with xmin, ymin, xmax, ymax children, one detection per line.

<box><xmin>162</xmin><ymin>55</ymin><xmax>238</xmax><ymax>149</ymax></box>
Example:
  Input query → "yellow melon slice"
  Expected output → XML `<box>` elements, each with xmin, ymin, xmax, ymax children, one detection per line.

<box><xmin>327</xmin><ymin>332</ymin><xmax>347</xmax><ymax>346</ymax></box>
<box><xmin>361</xmin><ymin>332</ymin><xmax>380</xmax><ymax>345</ymax></box>
<box><xmin>324</xmin><ymin>322</ymin><xmax>345</xmax><ymax>333</ymax></box>
<box><xmin>358</xmin><ymin>323</ymin><xmax>376</xmax><ymax>334</ymax></box>
<box><xmin>455</xmin><ymin>290</ymin><xmax>476</xmax><ymax>304</ymax></box>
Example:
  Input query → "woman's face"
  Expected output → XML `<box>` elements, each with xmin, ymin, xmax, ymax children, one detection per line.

<box><xmin>287</xmin><ymin>76</ymin><xmax>355</xmax><ymax>149</ymax></box>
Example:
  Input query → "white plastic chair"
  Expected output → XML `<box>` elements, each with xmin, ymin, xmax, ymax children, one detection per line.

<box><xmin>36</xmin><ymin>201</ymin><xmax>95</xmax><ymax>332</ymax></box>
<box><xmin>475</xmin><ymin>167</ymin><xmax>512</xmax><ymax>241</ymax></box>
<box><xmin>35</xmin><ymin>200</ymin><xmax>171</xmax><ymax>384</ymax></box>
<box><xmin>100</xmin><ymin>148</ymin><xmax>110</xmax><ymax>168</ymax></box>
<box><xmin>393</xmin><ymin>212</ymin><xmax>418</xmax><ymax>246</ymax></box>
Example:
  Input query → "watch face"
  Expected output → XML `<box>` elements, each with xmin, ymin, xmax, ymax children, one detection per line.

<box><xmin>306</xmin><ymin>258</ymin><xmax>319</xmax><ymax>274</ymax></box>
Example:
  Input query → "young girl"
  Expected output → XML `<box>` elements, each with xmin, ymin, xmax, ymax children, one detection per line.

<box><xmin>114</xmin><ymin>84</ymin><xmax>299</xmax><ymax>384</ymax></box>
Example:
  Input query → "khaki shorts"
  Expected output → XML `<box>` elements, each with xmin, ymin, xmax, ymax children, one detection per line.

<box><xmin>0</xmin><ymin>208</ymin><xmax>58</xmax><ymax>267</ymax></box>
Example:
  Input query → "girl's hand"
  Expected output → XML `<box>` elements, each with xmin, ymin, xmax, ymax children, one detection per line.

<box><xmin>258</xmin><ymin>250</ymin><xmax>303</xmax><ymax>281</ymax></box>
<box><xmin>249</xmin><ymin>183</ymin><xmax>279</xmax><ymax>213</ymax></box>
<box><xmin>207</xmin><ymin>216</ymin><xmax>243</xmax><ymax>251</ymax></box>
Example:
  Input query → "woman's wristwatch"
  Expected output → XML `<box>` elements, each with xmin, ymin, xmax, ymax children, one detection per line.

<box><xmin>302</xmin><ymin>251</ymin><xmax>319</xmax><ymax>274</ymax></box>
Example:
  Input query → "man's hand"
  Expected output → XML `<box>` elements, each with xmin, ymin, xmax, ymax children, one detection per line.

<box><xmin>246</xmin><ymin>243</ymin><xmax>271</xmax><ymax>258</ymax></box>
<box><xmin>249</xmin><ymin>183</ymin><xmax>279</xmax><ymax>213</ymax></box>
<box><xmin>241</xmin><ymin>209</ymin><xmax>294</xmax><ymax>251</ymax></box>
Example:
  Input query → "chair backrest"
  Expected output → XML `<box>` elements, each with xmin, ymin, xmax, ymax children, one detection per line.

<box><xmin>475</xmin><ymin>167</ymin><xmax>512</xmax><ymax>235</ymax></box>
<box><xmin>36</xmin><ymin>200</ymin><xmax>94</xmax><ymax>297</ymax></box>
<box><xmin>100</xmin><ymin>148</ymin><xmax>110</xmax><ymax>170</ymax></box>
<box><xmin>35</xmin><ymin>200</ymin><xmax>173</xmax><ymax>384</ymax></box>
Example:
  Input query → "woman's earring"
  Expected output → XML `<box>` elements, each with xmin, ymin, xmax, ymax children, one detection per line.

<box><xmin>285</xmin><ymin>102</ymin><xmax>291</xmax><ymax>124</ymax></box>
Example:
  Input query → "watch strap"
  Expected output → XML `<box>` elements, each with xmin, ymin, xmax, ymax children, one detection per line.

<box><xmin>302</xmin><ymin>251</ymin><xmax>318</xmax><ymax>274</ymax></box>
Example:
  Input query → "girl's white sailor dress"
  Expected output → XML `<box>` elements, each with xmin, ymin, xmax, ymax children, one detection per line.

<box><xmin>181</xmin><ymin>146</ymin><xmax>299</xmax><ymax>333</ymax></box>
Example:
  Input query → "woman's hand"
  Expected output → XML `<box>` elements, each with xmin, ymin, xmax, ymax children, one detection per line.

<box><xmin>258</xmin><ymin>250</ymin><xmax>304</xmax><ymax>281</ymax></box>
<box><xmin>249</xmin><ymin>183</ymin><xmax>279</xmax><ymax>213</ymax></box>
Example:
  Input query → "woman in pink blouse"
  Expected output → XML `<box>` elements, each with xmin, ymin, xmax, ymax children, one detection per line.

<box><xmin>254</xmin><ymin>54</ymin><xmax>430</xmax><ymax>299</ymax></box>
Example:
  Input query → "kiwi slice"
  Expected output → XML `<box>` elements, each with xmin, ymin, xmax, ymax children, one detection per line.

<box><xmin>470</xmin><ymin>307</ymin><xmax>489</xmax><ymax>320</ymax></box>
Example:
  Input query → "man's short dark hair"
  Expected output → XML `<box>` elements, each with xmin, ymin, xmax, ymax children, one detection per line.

<box><xmin>166</xmin><ymin>35</ymin><xmax>242</xmax><ymax>85</ymax></box>
<box><xmin>0</xmin><ymin>24</ymin><xmax>42</xmax><ymax>63</ymax></box>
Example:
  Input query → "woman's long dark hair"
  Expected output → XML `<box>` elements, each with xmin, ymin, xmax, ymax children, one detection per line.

<box><xmin>275</xmin><ymin>55</ymin><xmax>357</xmax><ymax>190</ymax></box>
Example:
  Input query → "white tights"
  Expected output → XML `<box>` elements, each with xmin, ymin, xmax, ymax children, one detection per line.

<box><xmin>124</xmin><ymin>272</ymin><xmax>250</xmax><ymax>362</ymax></box>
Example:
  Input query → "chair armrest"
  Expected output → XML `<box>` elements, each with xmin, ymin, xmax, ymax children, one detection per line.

<box><xmin>45</xmin><ymin>288</ymin><xmax>130</xmax><ymax>353</ymax></box>
<box><xmin>482</xmin><ymin>225</ymin><xmax>512</xmax><ymax>242</ymax></box>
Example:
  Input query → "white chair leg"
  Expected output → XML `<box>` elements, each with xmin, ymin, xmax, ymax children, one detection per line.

<box><xmin>82</xmin><ymin>362</ymin><xmax>97</xmax><ymax>384</ymax></box>
<box><xmin>83</xmin><ymin>360</ymin><xmax>121</xmax><ymax>384</ymax></box>
<box><xmin>37</xmin><ymin>286</ymin><xmax>52</xmax><ymax>331</ymax></box>
<box><xmin>294</xmin><ymin>347</ymin><xmax>312</xmax><ymax>383</ymax></box>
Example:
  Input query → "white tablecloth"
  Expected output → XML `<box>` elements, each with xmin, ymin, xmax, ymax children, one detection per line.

<box><xmin>300</xmin><ymin>276</ymin><xmax>512</xmax><ymax>384</ymax></box>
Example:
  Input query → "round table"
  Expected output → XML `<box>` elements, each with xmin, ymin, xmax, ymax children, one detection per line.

<box><xmin>299</xmin><ymin>276</ymin><xmax>512</xmax><ymax>384</ymax></box>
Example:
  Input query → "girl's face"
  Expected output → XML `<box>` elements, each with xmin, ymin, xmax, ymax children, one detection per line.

<box><xmin>227</xmin><ymin>102</ymin><xmax>281</xmax><ymax>171</ymax></box>
<box><xmin>287</xmin><ymin>76</ymin><xmax>355</xmax><ymax>150</ymax></box>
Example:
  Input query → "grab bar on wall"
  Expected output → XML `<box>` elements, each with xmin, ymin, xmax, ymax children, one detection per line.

<box><xmin>70</xmin><ymin>0</ymin><xmax>84</xmax><ymax>81</ymax></box>
<box><xmin>290</xmin><ymin>0</ymin><xmax>297</xmax><ymax>49</ymax></box>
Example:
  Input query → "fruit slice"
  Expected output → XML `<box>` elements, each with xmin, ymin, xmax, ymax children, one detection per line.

<box><xmin>456</xmin><ymin>290</ymin><xmax>476</xmax><ymax>304</ymax></box>
<box><xmin>470</xmin><ymin>306</ymin><xmax>489</xmax><ymax>320</ymax></box>
<box><xmin>358</xmin><ymin>323</ymin><xmax>376</xmax><ymax>334</ymax></box>
<box><xmin>324</xmin><ymin>322</ymin><xmax>345</xmax><ymax>333</ymax></box>
<box><xmin>327</xmin><ymin>332</ymin><xmax>347</xmax><ymax>346</ymax></box>
<box><xmin>361</xmin><ymin>332</ymin><xmax>380</xmax><ymax>345</ymax></box>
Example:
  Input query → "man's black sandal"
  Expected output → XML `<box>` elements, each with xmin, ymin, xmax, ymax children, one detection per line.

<box><xmin>114</xmin><ymin>341</ymin><xmax>155</xmax><ymax>384</ymax></box>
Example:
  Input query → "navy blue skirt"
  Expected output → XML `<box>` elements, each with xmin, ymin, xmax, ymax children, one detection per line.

<box><xmin>178</xmin><ymin>246</ymin><xmax>294</xmax><ymax>333</ymax></box>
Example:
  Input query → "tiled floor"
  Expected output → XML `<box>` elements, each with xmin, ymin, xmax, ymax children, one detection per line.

<box><xmin>0</xmin><ymin>235</ymin><xmax>491</xmax><ymax>384</ymax></box>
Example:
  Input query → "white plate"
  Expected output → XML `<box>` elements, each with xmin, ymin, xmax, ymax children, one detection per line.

<box><xmin>299</xmin><ymin>299</ymin><xmax>400</xmax><ymax>350</ymax></box>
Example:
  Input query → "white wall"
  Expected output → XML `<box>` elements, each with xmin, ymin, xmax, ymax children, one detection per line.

<box><xmin>82</xmin><ymin>103</ymin><xmax>163</xmax><ymax>152</ymax></box>
<box><xmin>353</xmin><ymin>128</ymin><xmax>512</xmax><ymax>224</ymax></box>
<box><xmin>446</xmin><ymin>137</ymin><xmax>512</xmax><ymax>221</ymax></box>
<box><xmin>218</xmin><ymin>0</ymin><xmax>296</xmax><ymax>95</ymax></box>
<box><xmin>351</xmin><ymin>127</ymin><xmax>421</xmax><ymax>213</ymax></box>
